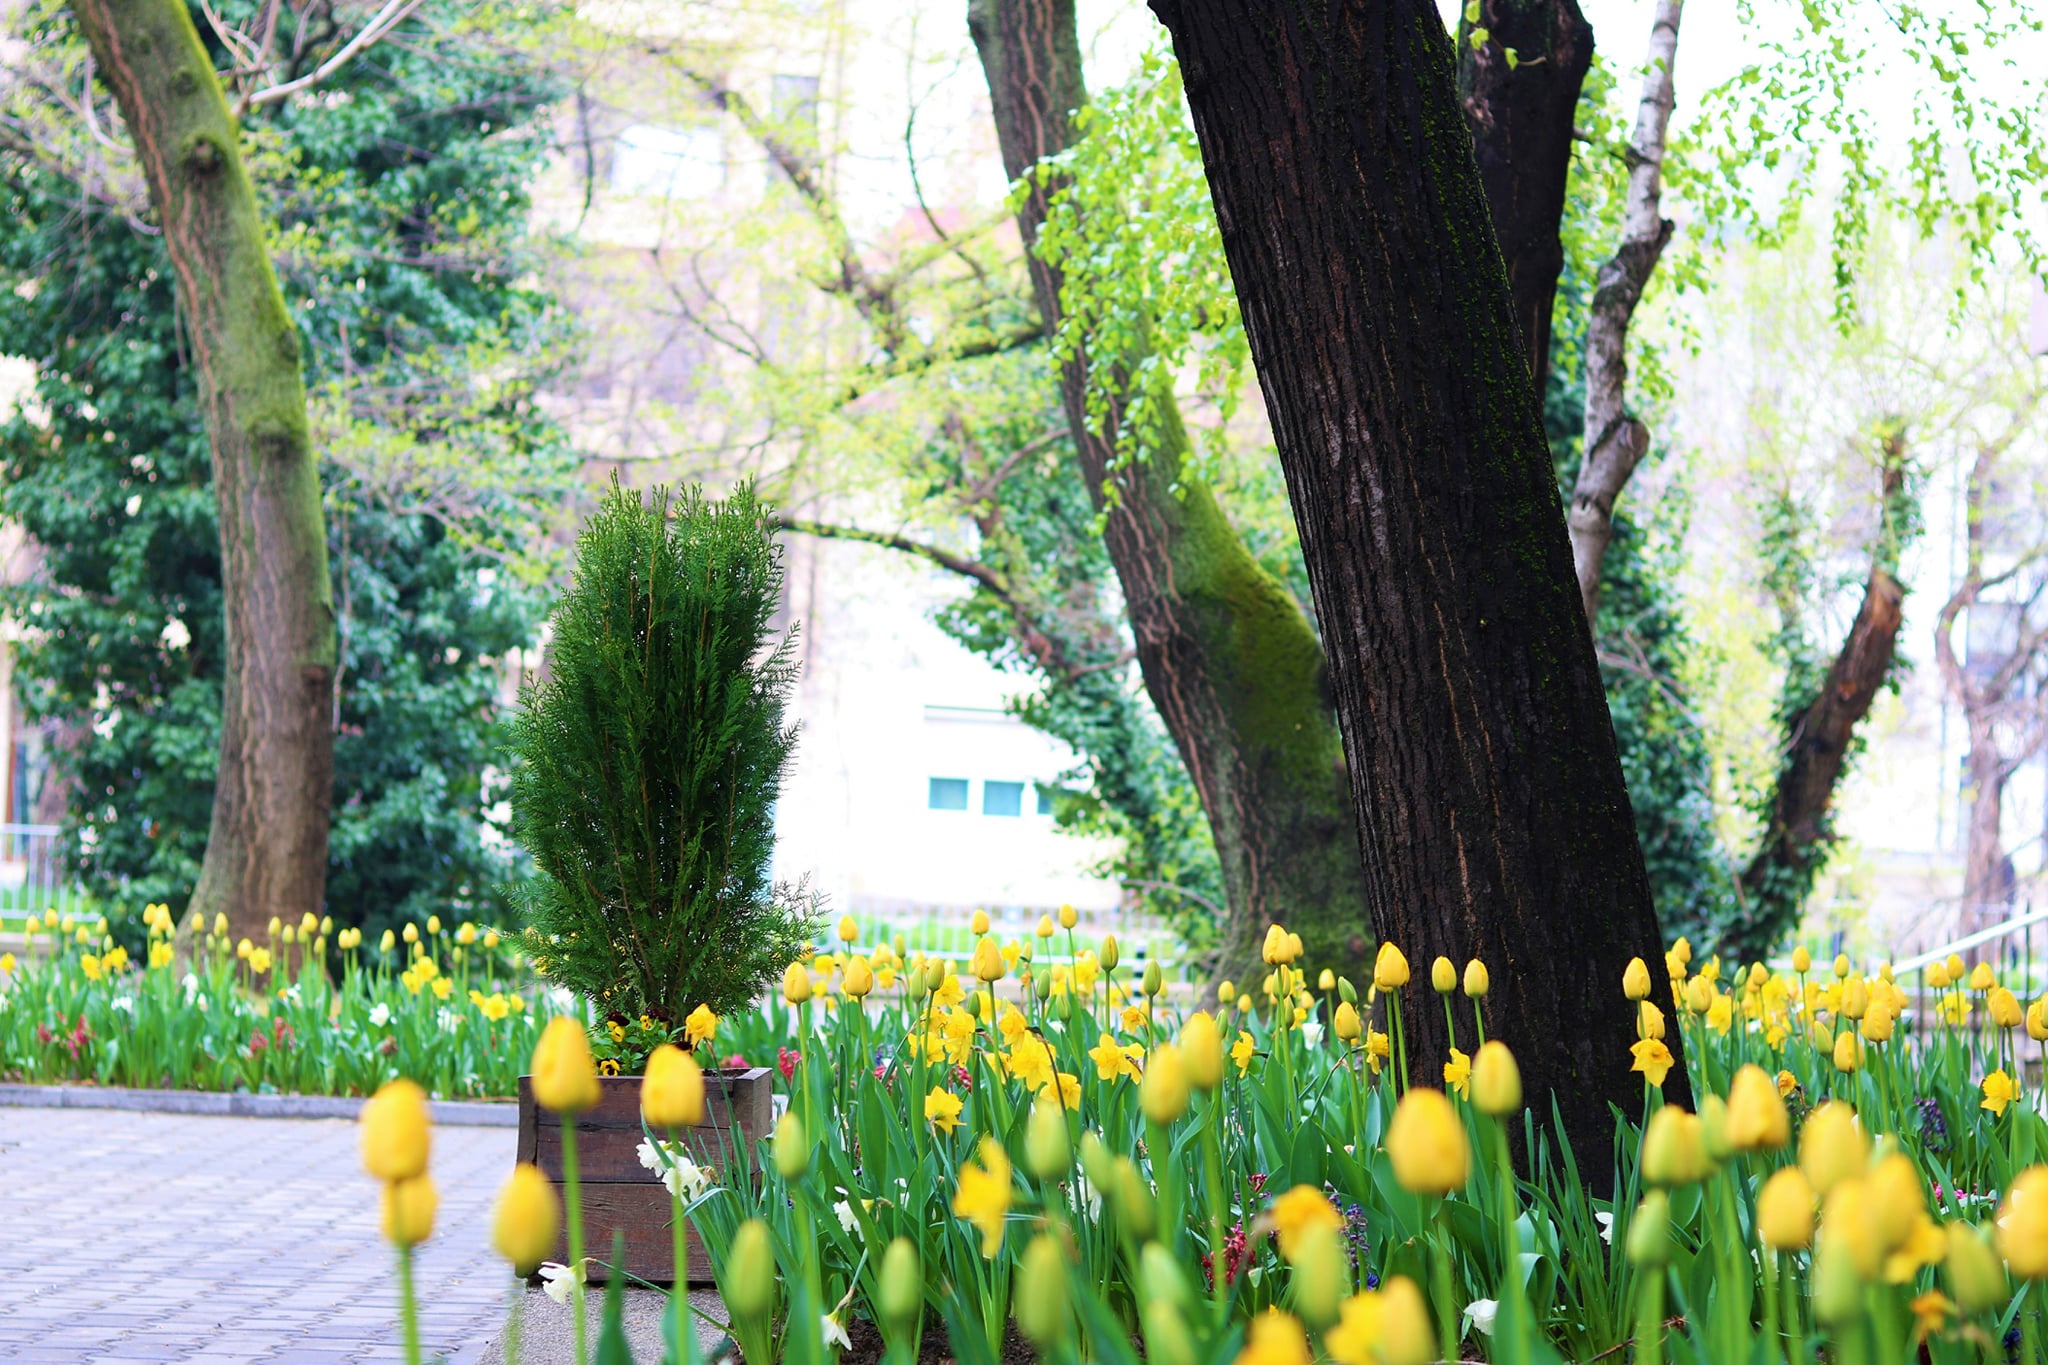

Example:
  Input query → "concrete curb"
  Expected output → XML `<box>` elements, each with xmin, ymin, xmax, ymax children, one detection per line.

<box><xmin>0</xmin><ymin>1081</ymin><xmax>519</xmax><ymax>1126</ymax></box>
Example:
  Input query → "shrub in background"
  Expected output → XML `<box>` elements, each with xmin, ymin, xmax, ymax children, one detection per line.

<box><xmin>511</xmin><ymin>480</ymin><xmax>815</xmax><ymax>1029</ymax></box>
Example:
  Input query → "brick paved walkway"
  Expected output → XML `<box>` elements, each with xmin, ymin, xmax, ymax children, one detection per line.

<box><xmin>2</xmin><ymin>1107</ymin><xmax>516</xmax><ymax>1363</ymax></box>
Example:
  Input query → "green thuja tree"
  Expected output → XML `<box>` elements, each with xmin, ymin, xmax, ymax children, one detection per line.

<box><xmin>511</xmin><ymin>481</ymin><xmax>816</xmax><ymax>1023</ymax></box>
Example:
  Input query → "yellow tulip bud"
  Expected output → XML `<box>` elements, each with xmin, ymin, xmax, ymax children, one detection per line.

<box><xmin>1111</xmin><ymin>1156</ymin><xmax>1156</xmax><ymax>1238</ymax></box>
<box><xmin>380</xmin><ymin>929</ymin><xmax>396</xmax><ymax>952</ymax></box>
<box><xmin>1385</xmin><ymin>1088</ymin><xmax>1468</xmax><ymax>1195</ymax></box>
<box><xmin>1217</xmin><ymin>980</ymin><xmax>1236</xmax><ymax>1004</ymax></box>
<box><xmin>1726</xmin><ymin>1064</ymin><xmax>1790</xmax><ymax>1152</ymax></box>
<box><xmin>1333</xmin><ymin>1000</ymin><xmax>1362</xmax><ymax>1043</ymax></box>
<box><xmin>2030</xmin><ymin>1000</ymin><xmax>2048</xmax><ymax>1042</ymax></box>
<box><xmin>1141</xmin><ymin>1043</ymin><xmax>1190</xmax><ymax>1124</ymax></box>
<box><xmin>1315</xmin><ymin>967</ymin><xmax>1334</xmax><ymax>992</ymax></box>
<box><xmin>360</xmin><ymin>1078</ymin><xmax>432</xmax><ymax>1182</ymax></box>
<box><xmin>1142</xmin><ymin>961</ymin><xmax>1164</xmax><ymax>997</ymax></box>
<box><xmin>1991</xmin><ymin>986</ymin><xmax>2023</xmax><ymax>1030</ymax></box>
<box><xmin>491</xmin><ymin>1163</ymin><xmax>561</xmax><ymax>1275</ymax></box>
<box><xmin>837</xmin><ymin>914</ymin><xmax>858</xmax><ymax>943</ymax></box>
<box><xmin>1430</xmin><ymin>956</ymin><xmax>1456</xmax><ymax>994</ymax></box>
<box><xmin>266</xmin><ymin>915</ymin><xmax>282</xmax><ymax>938</ymax></box>
<box><xmin>1812</xmin><ymin>1234</ymin><xmax>1864</xmax><ymax>1325</ymax></box>
<box><xmin>970</xmin><ymin>935</ymin><xmax>1005</xmax><ymax>984</ymax></box>
<box><xmin>843</xmin><ymin>955</ymin><xmax>875</xmax><ymax>998</ymax></box>
<box><xmin>1929</xmin><ymin>961</ymin><xmax>1952</xmax><ymax>989</ymax></box>
<box><xmin>1791</xmin><ymin>946</ymin><xmax>1811</xmax><ymax>973</ymax></box>
<box><xmin>726</xmin><ymin>1219</ymin><xmax>777</xmax><ymax>1321</ymax></box>
<box><xmin>642</xmin><ymin>1044</ymin><xmax>706</xmax><ymax>1128</ymax></box>
<box><xmin>1832</xmin><ymin>1029</ymin><xmax>1862</xmax><ymax>1073</ymax></box>
<box><xmin>1946</xmin><ymin>952</ymin><xmax>1966</xmax><ymax>981</ymax></box>
<box><xmin>213</xmin><ymin>912</ymin><xmax>228</xmax><ymax>937</ymax></box>
<box><xmin>1970</xmin><ymin>961</ymin><xmax>1997</xmax><ymax>992</ymax></box>
<box><xmin>1471</xmin><ymin>1040</ymin><xmax>1521</xmax><ymax>1116</ymax></box>
<box><xmin>1373</xmin><ymin>942</ymin><xmax>1410</xmax><ymax>991</ymax></box>
<box><xmin>1463</xmin><ymin>959</ymin><xmax>1489</xmax><ymax>998</ymax></box>
<box><xmin>1025</xmin><ymin>1096</ymin><xmax>1072</xmax><ymax>1181</ymax></box>
<box><xmin>403</xmin><ymin>923</ymin><xmax>419</xmax><ymax>944</ymax></box>
<box><xmin>529</xmin><ymin>1016</ymin><xmax>601</xmax><ymax>1115</ymax></box>
<box><xmin>1289</xmin><ymin>1223</ymin><xmax>1349</xmax><ymax>1330</ymax></box>
<box><xmin>1756</xmin><ymin>1166</ymin><xmax>1815</xmax><ymax>1251</ymax></box>
<box><xmin>1638</xmin><ymin>1000</ymin><xmax>1666</xmax><ymax>1040</ymax></box>
<box><xmin>1860</xmin><ymin>1001</ymin><xmax>1896</xmax><ymax>1042</ymax></box>
<box><xmin>1377</xmin><ymin>1276</ymin><xmax>1437</xmax><ymax>1365</ymax></box>
<box><xmin>1841</xmin><ymin>976</ymin><xmax>1869</xmax><ymax>1019</ymax></box>
<box><xmin>381</xmin><ymin>1173</ymin><xmax>438</xmax><ymax>1247</ymax></box>
<box><xmin>1013</xmin><ymin>1232</ymin><xmax>1071</xmax><ymax>1349</ymax></box>
<box><xmin>1627</xmin><ymin>1189</ymin><xmax>1671</xmax><ymax>1266</ymax></box>
<box><xmin>1945</xmin><ymin>1221</ymin><xmax>2008</xmax><ymax>1314</ymax></box>
<box><xmin>1833</xmin><ymin>953</ymin><xmax>1851</xmax><ymax>979</ymax></box>
<box><xmin>1867</xmin><ymin>1154</ymin><xmax>1925</xmax><ymax>1255</ymax></box>
<box><xmin>1798</xmin><ymin>1101</ymin><xmax>1869</xmax><ymax>1198</ymax></box>
<box><xmin>783</xmin><ymin>959</ymin><xmax>813</xmax><ymax>1004</ymax></box>
<box><xmin>1058</xmin><ymin>904</ymin><xmax>1078</xmax><ymax>930</ymax></box>
<box><xmin>1998</xmin><ymin>1166</ymin><xmax>2048</xmax><ymax>1279</ymax></box>
<box><xmin>971</xmin><ymin>909</ymin><xmax>991</xmax><ymax>936</ymax></box>
<box><xmin>1684</xmin><ymin>976</ymin><xmax>1714</xmax><ymax>1015</ymax></box>
<box><xmin>1641</xmin><ymin>1106</ymin><xmax>1710</xmax><ymax>1187</ymax></box>
<box><xmin>878</xmin><ymin>1237</ymin><xmax>922</xmax><ymax>1334</ymax></box>
<box><xmin>1179</xmin><ymin>1012</ymin><xmax>1224</xmax><ymax>1091</ymax></box>
<box><xmin>1100</xmin><ymin>935</ymin><xmax>1120</xmax><ymax>971</ymax></box>
<box><xmin>774</xmin><ymin>1109</ymin><xmax>809</xmax><ymax>1181</ymax></box>
<box><xmin>1623</xmin><ymin>957</ymin><xmax>1652</xmax><ymax>1001</ymax></box>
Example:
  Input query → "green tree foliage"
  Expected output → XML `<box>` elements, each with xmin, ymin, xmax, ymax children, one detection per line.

<box><xmin>0</xmin><ymin>0</ymin><xmax>573</xmax><ymax>934</ymax></box>
<box><xmin>511</xmin><ymin>482</ymin><xmax>815</xmax><ymax>1022</ymax></box>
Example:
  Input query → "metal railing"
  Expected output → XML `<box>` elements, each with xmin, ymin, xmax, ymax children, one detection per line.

<box><xmin>0</xmin><ymin>823</ymin><xmax>85</xmax><ymax>921</ymax></box>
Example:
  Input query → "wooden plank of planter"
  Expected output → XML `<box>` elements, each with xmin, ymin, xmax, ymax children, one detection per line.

<box><xmin>515</xmin><ymin>1068</ymin><xmax>771</xmax><ymax>1286</ymax></box>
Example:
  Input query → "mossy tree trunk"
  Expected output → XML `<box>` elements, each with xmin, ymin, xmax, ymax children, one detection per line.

<box><xmin>1151</xmin><ymin>0</ymin><xmax>1690</xmax><ymax>1154</ymax></box>
<box><xmin>71</xmin><ymin>0</ymin><xmax>336</xmax><ymax>941</ymax></box>
<box><xmin>969</xmin><ymin>0</ymin><xmax>1371</xmax><ymax>987</ymax></box>
<box><xmin>1455</xmin><ymin>0</ymin><xmax>1594</xmax><ymax>396</ymax></box>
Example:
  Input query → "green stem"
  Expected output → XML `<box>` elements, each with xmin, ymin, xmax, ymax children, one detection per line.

<box><xmin>1202</xmin><ymin>1099</ymin><xmax>1228</xmax><ymax>1325</ymax></box>
<box><xmin>1430</xmin><ymin>1216</ymin><xmax>1457</xmax><ymax>1365</ymax></box>
<box><xmin>668</xmin><ymin>1126</ymin><xmax>687</xmax><ymax>1365</ymax></box>
<box><xmin>1390</xmin><ymin>992</ymin><xmax>1408</xmax><ymax>1099</ymax></box>
<box><xmin>506</xmin><ymin>1273</ymin><xmax>523</xmax><ymax>1365</ymax></box>
<box><xmin>1635</xmin><ymin>1264</ymin><xmax>1664</xmax><ymax>1365</ymax></box>
<box><xmin>563</xmin><ymin>1117</ymin><xmax>587</xmax><ymax>1365</ymax></box>
<box><xmin>397</xmin><ymin>1243</ymin><xmax>421</xmax><ymax>1365</ymax></box>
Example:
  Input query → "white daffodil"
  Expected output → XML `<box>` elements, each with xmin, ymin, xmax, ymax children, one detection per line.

<box><xmin>833</xmin><ymin>1199</ymin><xmax>860</xmax><ymax>1236</ymax></box>
<box><xmin>538</xmin><ymin>1261</ymin><xmax>585</xmax><ymax>1305</ymax></box>
<box><xmin>1300</xmin><ymin>1018</ymin><xmax>1325</xmax><ymax>1049</ymax></box>
<box><xmin>639</xmin><ymin>1138</ymin><xmax>712</xmax><ymax>1200</ymax></box>
<box><xmin>368</xmin><ymin>1003</ymin><xmax>391</xmax><ymax>1027</ymax></box>
<box><xmin>110</xmin><ymin>995</ymin><xmax>135</xmax><ymax>1015</ymax></box>
<box><xmin>820</xmin><ymin>1314</ymin><xmax>851</xmax><ymax>1350</ymax></box>
<box><xmin>1595</xmin><ymin>1210</ymin><xmax>1615</xmax><ymax>1244</ymax></box>
<box><xmin>1463</xmin><ymin>1299</ymin><xmax>1499</xmax><ymax>1337</ymax></box>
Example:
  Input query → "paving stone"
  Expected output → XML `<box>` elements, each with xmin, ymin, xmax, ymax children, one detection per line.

<box><xmin>2</xmin><ymin>1107</ymin><xmax>515</xmax><ymax>1362</ymax></box>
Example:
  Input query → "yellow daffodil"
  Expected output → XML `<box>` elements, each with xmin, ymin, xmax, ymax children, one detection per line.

<box><xmin>683</xmin><ymin>1004</ymin><xmax>717</xmax><ymax>1047</ymax></box>
<box><xmin>1269</xmin><ymin>1185</ymin><xmax>1344</xmax><ymax>1261</ymax></box>
<box><xmin>1630</xmin><ymin>1037</ymin><xmax>1674</xmax><ymax>1087</ymax></box>
<box><xmin>1982</xmin><ymin>1069</ymin><xmax>2019</xmax><ymax>1117</ymax></box>
<box><xmin>1442</xmin><ymin>1047</ymin><xmax>1471</xmax><ymax>1099</ymax></box>
<box><xmin>1231</xmin><ymin>1031</ymin><xmax>1256</xmax><ymax>1075</ymax></box>
<box><xmin>925</xmin><ymin>1087</ymin><xmax>963</xmax><ymax>1135</ymax></box>
<box><xmin>952</xmin><ymin>1137</ymin><xmax>1012</xmax><ymax>1256</ymax></box>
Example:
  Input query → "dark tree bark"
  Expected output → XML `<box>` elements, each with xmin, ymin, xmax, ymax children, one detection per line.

<box><xmin>1149</xmin><ymin>0</ymin><xmax>1689</xmax><ymax>1154</ymax></box>
<box><xmin>1726</xmin><ymin>430</ymin><xmax>1912</xmax><ymax>962</ymax></box>
<box><xmin>1455</xmin><ymin>0</ymin><xmax>1594</xmax><ymax>394</ymax></box>
<box><xmin>71</xmin><ymin>0</ymin><xmax>336</xmax><ymax>941</ymax></box>
<box><xmin>970</xmin><ymin>0</ymin><xmax>1371</xmax><ymax>986</ymax></box>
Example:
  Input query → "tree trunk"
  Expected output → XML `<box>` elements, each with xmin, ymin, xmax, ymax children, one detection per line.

<box><xmin>1568</xmin><ymin>0</ymin><xmax>1682</xmax><ymax>624</ymax></box>
<box><xmin>1960</xmin><ymin>736</ymin><xmax>2008</xmax><ymax>939</ymax></box>
<box><xmin>1455</xmin><ymin>0</ymin><xmax>1594</xmax><ymax>394</ymax></box>
<box><xmin>1726</xmin><ymin>430</ymin><xmax>1911</xmax><ymax>962</ymax></box>
<box><xmin>71</xmin><ymin>0</ymin><xmax>336</xmax><ymax>941</ymax></box>
<box><xmin>1150</xmin><ymin>0</ymin><xmax>1689</xmax><ymax>1155</ymax></box>
<box><xmin>969</xmin><ymin>0</ymin><xmax>1371</xmax><ymax>986</ymax></box>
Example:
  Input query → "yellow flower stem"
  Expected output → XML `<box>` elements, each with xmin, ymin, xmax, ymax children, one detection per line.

<box><xmin>1428</xmin><ymin>1211</ymin><xmax>1456</xmax><ymax>1365</ymax></box>
<box><xmin>1441</xmin><ymin>995</ymin><xmax>1459</xmax><ymax>1060</ymax></box>
<box><xmin>505</xmin><ymin>1273</ymin><xmax>524</xmax><ymax>1365</ymax></box>
<box><xmin>1759</xmin><ymin>1247</ymin><xmax>1780</xmax><ymax>1365</ymax></box>
<box><xmin>1201</xmin><ymin>1096</ymin><xmax>1228</xmax><ymax>1325</ymax></box>
<box><xmin>797</xmin><ymin>997</ymin><xmax>815</xmax><ymax>1144</ymax></box>
<box><xmin>562</xmin><ymin>1116</ymin><xmax>588</xmax><ymax>1365</ymax></box>
<box><xmin>396</xmin><ymin>1241</ymin><xmax>422</xmax><ymax>1365</ymax></box>
<box><xmin>1634</xmin><ymin>1255</ymin><xmax>1663</xmax><ymax>1365</ymax></box>
<box><xmin>2023</xmin><ymin>1282</ymin><xmax>2043</xmax><ymax>1365</ymax></box>
<box><xmin>667</xmin><ymin>1124</ymin><xmax>687</xmax><ymax>1365</ymax></box>
<box><xmin>1490</xmin><ymin>1120</ymin><xmax>1532</xmax><ymax>1365</ymax></box>
<box><xmin>1472</xmin><ymin>996</ymin><xmax>1487</xmax><ymax>1049</ymax></box>
<box><xmin>1388</xmin><ymin>991</ymin><xmax>1408</xmax><ymax>1100</ymax></box>
<box><xmin>1348</xmin><ymin>1042</ymin><xmax>1369</xmax><ymax>1155</ymax></box>
<box><xmin>1148</xmin><ymin>1117</ymin><xmax>1182</xmax><ymax>1254</ymax></box>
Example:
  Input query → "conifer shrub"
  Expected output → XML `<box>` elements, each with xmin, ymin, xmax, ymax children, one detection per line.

<box><xmin>509</xmin><ymin>480</ymin><xmax>815</xmax><ymax>1028</ymax></box>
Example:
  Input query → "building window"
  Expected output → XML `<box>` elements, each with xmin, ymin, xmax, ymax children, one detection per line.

<box><xmin>983</xmin><ymin>780</ymin><xmax>1024</xmax><ymax>817</ymax></box>
<box><xmin>1034</xmin><ymin>782</ymin><xmax>1060</xmax><ymax>817</ymax></box>
<box><xmin>929</xmin><ymin>777</ymin><xmax>969</xmax><ymax>811</ymax></box>
<box><xmin>611</xmin><ymin>124</ymin><xmax>723</xmax><ymax>200</ymax></box>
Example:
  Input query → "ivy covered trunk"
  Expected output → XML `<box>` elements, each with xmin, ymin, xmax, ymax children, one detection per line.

<box><xmin>1151</xmin><ymin>0</ymin><xmax>1688</xmax><ymax>1155</ymax></box>
<box><xmin>969</xmin><ymin>0</ymin><xmax>1370</xmax><ymax>986</ymax></box>
<box><xmin>70</xmin><ymin>0</ymin><xmax>335</xmax><ymax>940</ymax></box>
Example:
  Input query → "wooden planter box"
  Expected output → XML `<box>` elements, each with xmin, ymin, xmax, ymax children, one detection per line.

<box><xmin>515</xmin><ymin>1067</ymin><xmax>773</xmax><ymax>1285</ymax></box>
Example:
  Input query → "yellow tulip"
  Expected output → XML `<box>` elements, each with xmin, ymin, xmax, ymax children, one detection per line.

<box><xmin>1333</xmin><ymin>1000</ymin><xmax>1362</xmax><ymax>1043</ymax></box>
<box><xmin>1385</xmin><ymin>1088</ymin><xmax>1468</xmax><ymax>1195</ymax></box>
<box><xmin>843</xmin><ymin>955</ymin><xmax>875</xmax><ymax>998</ymax></box>
<box><xmin>1970</xmin><ymin>961</ymin><xmax>1997</xmax><ymax>992</ymax></box>
<box><xmin>1463</xmin><ymin>959</ymin><xmax>1489</xmax><ymax>998</ymax></box>
<box><xmin>1756</xmin><ymin>1166</ymin><xmax>1815</xmax><ymax>1250</ymax></box>
<box><xmin>1180</xmin><ymin>1012</ymin><xmax>1224</xmax><ymax>1091</ymax></box>
<box><xmin>1946</xmin><ymin>1222</ymin><xmax>2008</xmax><ymax>1313</ymax></box>
<box><xmin>1641</xmin><ymin>1106</ymin><xmax>1710</xmax><ymax>1186</ymax></box>
<box><xmin>1373</xmin><ymin>942</ymin><xmax>1409</xmax><ymax>991</ymax></box>
<box><xmin>1991</xmin><ymin>986</ymin><xmax>2023</xmax><ymax>1030</ymax></box>
<box><xmin>530</xmin><ymin>1015</ymin><xmax>601</xmax><ymax>1115</ymax></box>
<box><xmin>837</xmin><ymin>914</ymin><xmax>859</xmax><ymax>943</ymax></box>
<box><xmin>491</xmin><ymin>1163</ymin><xmax>561</xmax><ymax>1275</ymax></box>
<box><xmin>1623</xmin><ymin>957</ymin><xmax>1652</xmax><ymax>1001</ymax></box>
<box><xmin>1840</xmin><ymin>976</ymin><xmax>1869</xmax><ymax>1019</ymax></box>
<box><xmin>1832</xmin><ymin>1030</ymin><xmax>1862</xmax><ymax>1073</ymax></box>
<box><xmin>1036</xmin><ymin>914</ymin><xmax>1055</xmax><ymax>939</ymax></box>
<box><xmin>1833</xmin><ymin>953</ymin><xmax>1851</xmax><ymax>979</ymax></box>
<box><xmin>360</xmin><ymin>1078</ymin><xmax>431</xmax><ymax>1182</ymax></box>
<box><xmin>1058</xmin><ymin>904</ymin><xmax>1078</xmax><ymax>930</ymax></box>
<box><xmin>642</xmin><ymin>1044</ymin><xmax>706</xmax><ymax>1128</ymax></box>
<box><xmin>971</xmin><ymin>909</ymin><xmax>991</xmax><ymax>935</ymax></box>
<box><xmin>1014</xmin><ymin>1232</ymin><xmax>1070</xmax><ymax>1349</ymax></box>
<box><xmin>1471</xmin><ymin>1040</ymin><xmax>1521</xmax><ymax>1116</ymax></box>
<box><xmin>970</xmin><ymin>935</ymin><xmax>1005</xmax><ymax>984</ymax></box>
<box><xmin>1141</xmin><ymin>1043</ymin><xmax>1190</xmax><ymax>1124</ymax></box>
<box><xmin>381</xmin><ymin>1173</ymin><xmax>438</xmax><ymax>1247</ymax></box>
<box><xmin>783</xmin><ymin>959</ymin><xmax>813</xmax><ymax>1004</ymax></box>
<box><xmin>1430</xmin><ymin>956</ymin><xmax>1456</xmax><ymax>994</ymax></box>
<box><xmin>1861</xmin><ymin>1002</ymin><xmax>1896</xmax><ymax>1043</ymax></box>
<box><xmin>1725</xmin><ymin>1064</ymin><xmax>1790</xmax><ymax>1152</ymax></box>
<box><xmin>1798</xmin><ymin>1101</ymin><xmax>1868</xmax><ymax>1197</ymax></box>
